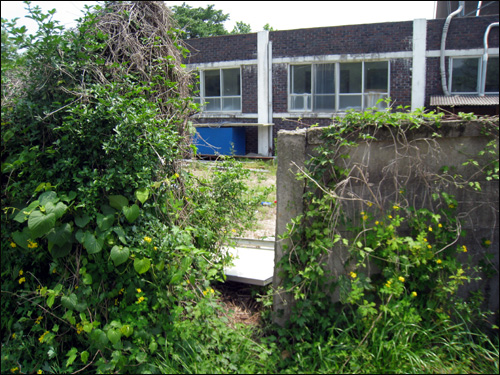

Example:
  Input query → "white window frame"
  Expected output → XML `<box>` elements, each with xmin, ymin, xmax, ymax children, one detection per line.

<box><xmin>288</xmin><ymin>61</ymin><xmax>390</xmax><ymax>113</ymax></box>
<box><xmin>449</xmin><ymin>56</ymin><xmax>499</xmax><ymax>95</ymax></box>
<box><xmin>195</xmin><ymin>67</ymin><xmax>242</xmax><ymax>112</ymax></box>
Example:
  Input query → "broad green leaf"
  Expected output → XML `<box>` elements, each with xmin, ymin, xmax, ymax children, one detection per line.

<box><xmin>110</xmin><ymin>246</ymin><xmax>129</xmax><ymax>267</ymax></box>
<box><xmin>47</xmin><ymin>292</ymin><xmax>56</xmax><ymax>308</ymax></box>
<box><xmin>96</xmin><ymin>213</ymin><xmax>114</xmax><ymax>231</ymax></box>
<box><xmin>74</xmin><ymin>214</ymin><xmax>91</xmax><ymax>228</ymax></box>
<box><xmin>107</xmin><ymin>329</ymin><xmax>122</xmax><ymax>345</ymax></box>
<box><xmin>75</xmin><ymin>229</ymin><xmax>85</xmax><ymax>244</ymax></box>
<box><xmin>82</xmin><ymin>273</ymin><xmax>93</xmax><ymax>285</ymax></box>
<box><xmin>90</xmin><ymin>329</ymin><xmax>109</xmax><ymax>348</ymax></box>
<box><xmin>60</xmin><ymin>191</ymin><xmax>77</xmax><ymax>203</ymax></box>
<box><xmin>120</xmin><ymin>325</ymin><xmax>133</xmax><ymax>338</ymax></box>
<box><xmin>123</xmin><ymin>204</ymin><xmax>140</xmax><ymax>223</ymax></box>
<box><xmin>83</xmin><ymin>232</ymin><xmax>103</xmax><ymax>254</ymax></box>
<box><xmin>66</xmin><ymin>347</ymin><xmax>78</xmax><ymax>368</ymax></box>
<box><xmin>12</xmin><ymin>229</ymin><xmax>31</xmax><ymax>249</ymax></box>
<box><xmin>113</xmin><ymin>226</ymin><xmax>127</xmax><ymax>244</ymax></box>
<box><xmin>134</xmin><ymin>258</ymin><xmax>151</xmax><ymax>274</ymax></box>
<box><xmin>109</xmin><ymin>195</ymin><xmax>128</xmax><ymax>211</ymax></box>
<box><xmin>28</xmin><ymin>211</ymin><xmax>56</xmax><ymax>238</ymax></box>
<box><xmin>50</xmin><ymin>241</ymin><xmax>72</xmax><ymax>258</ymax></box>
<box><xmin>47</xmin><ymin>223</ymin><xmax>72</xmax><ymax>247</ymax></box>
<box><xmin>45</xmin><ymin>201</ymin><xmax>68</xmax><ymax>220</ymax></box>
<box><xmin>61</xmin><ymin>293</ymin><xmax>78</xmax><ymax>310</ymax></box>
<box><xmin>136</xmin><ymin>351</ymin><xmax>147</xmax><ymax>363</ymax></box>
<box><xmin>81</xmin><ymin>351</ymin><xmax>89</xmax><ymax>364</ymax></box>
<box><xmin>39</xmin><ymin>191</ymin><xmax>59</xmax><ymax>206</ymax></box>
<box><xmin>13</xmin><ymin>201</ymin><xmax>39</xmax><ymax>223</ymax></box>
<box><xmin>135</xmin><ymin>188</ymin><xmax>149</xmax><ymax>204</ymax></box>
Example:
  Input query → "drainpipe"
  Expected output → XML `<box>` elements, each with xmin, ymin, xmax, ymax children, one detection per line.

<box><xmin>479</xmin><ymin>22</ymin><xmax>499</xmax><ymax>97</ymax></box>
<box><xmin>440</xmin><ymin>1</ymin><xmax>464</xmax><ymax>96</ymax></box>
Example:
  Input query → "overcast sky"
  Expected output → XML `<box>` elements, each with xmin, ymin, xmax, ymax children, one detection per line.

<box><xmin>1</xmin><ymin>1</ymin><xmax>437</xmax><ymax>35</ymax></box>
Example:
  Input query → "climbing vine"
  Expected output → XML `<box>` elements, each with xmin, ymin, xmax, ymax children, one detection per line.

<box><xmin>274</xmin><ymin>102</ymin><xmax>499</xmax><ymax>371</ymax></box>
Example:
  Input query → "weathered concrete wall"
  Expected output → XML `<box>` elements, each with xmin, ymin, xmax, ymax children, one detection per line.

<box><xmin>273</xmin><ymin>120</ymin><xmax>499</xmax><ymax>326</ymax></box>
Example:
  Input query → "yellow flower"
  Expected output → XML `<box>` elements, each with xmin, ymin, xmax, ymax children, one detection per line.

<box><xmin>438</xmin><ymin>223</ymin><xmax>443</xmax><ymax>228</ymax></box>
<box><xmin>375</xmin><ymin>221</ymin><xmax>379</xmax><ymax>225</ymax></box>
<box><xmin>436</xmin><ymin>259</ymin><xmax>442</xmax><ymax>264</ymax></box>
<box><xmin>52</xmin><ymin>268</ymin><xmax>56</xmax><ymax>274</ymax></box>
<box><xmin>12</xmin><ymin>333</ymin><xmax>16</xmax><ymax>339</ymax></box>
<box><xmin>137</xmin><ymin>296</ymin><xmax>145</xmax><ymax>304</ymax></box>
<box><xmin>423</xmin><ymin>238</ymin><xmax>428</xmax><ymax>242</ymax></box>
<box><xmin>398</xmin><ymin>276</ymin><xmax>405</xmax><ymax>283</ymax></box>
<box><xmin>484</xmin><ymin>240</ymin><xmax>491</xmax><ymax>246</ymax></box>
<box><xmin>366</xmin><ymin>202</ymin><xmax>373</xmax><ymax>207</ymax></box>
<box><xmin>462</xmin><ymin>245</ymin><xmax>467</xmax><ymax>253</ymax></box>
<box><xmin>35</xmin><ymin>316</ymin><xmax>43</xmax><ymax>325</ymax></box>
<box><xmin>18</xmin><ymin>270</ymin><xmax>23</xmax><ymax>276</ymax></box>
<box><xmin>154</xmin><ymin>246</ymin><xmax>158</xmax><ymax>251</ymax></box>
<box><xmin>360</xmin><ymin>211</ymin><xmax>365</xmax><ymax>215</ymax></box>
<box><xmin>27</xmin><ymin>240</ymin><xmax>38</xmax><ymax>248</ymax></box>
<box><xmin>144</xmin><ymin>236</ymin><xmax>152</xmax><ymax>243</ymax></box>
<box><xmin>136</xmin><ymin>288</ymin><xmax>142</xmax><ymax>293</ymax></box>
<box><xmin>18</xmin><ymin>277</ymin><xmax>26</xmax><ymax>284</ymax></box>
<box><xmin>393</xmin><ymin>205</ymin><xmax>399</xmax><ymax>210</ymax></box>
<box><xmin>76</xmin><ymin>323</ymin><xmax>84</xmax><ymax>334</ymax></box>
<box><xmin>362</xmin><ymin>215</ymin><xmax>368</xmax><ymax>220</ymax></box>
<box><xmin>448</xmin><ymin>203</ymin><xmax>455</xmax><ymax>209</ymax></box>
<box><xmin>38</xmin><ymin>330</ymin><xmax>49</xmax><ymax>343</ymax></box>
<box><xmin>119</xmin><ymin>288</ymin><xmax>124</xmax><ymax>295</ymax></box>
<box><xmin>385</xmin><ymin>280</ymin><xmax>392</xmax><ymax>288</ymax></box>
<box><xmin>411</xmin><ymin>291</ymin><xmax>417</xmax><ymax>298</ymax></box>
<box><xmin>10</xmin><ymin>367</ymin><xmax>18</xmax><ymax>373</ymax></box>
<box><xmin>349</xmin><ymin>271</ymin><xmax>357</xmax><ymax>279</ymax></box>
<box><xmin>427</xmin><ymin>244</ymin><xmax>432</xmax><ymax>249</ymax></box>
<box><xmin>115</xmin><ymin>298</ymin><xmax>119</xmax><ymax>306</ymax></box>
<box><xmin>38</xmin><ymin>370</ymin><xmax>43</xmax><ymax>374</ymax></box>
<box><xmin>428</xmin><ymin>226</ymin><xmax>433</xmax><ymax>232</ymax></box>
<box><xmin>388</xmin><ymin>215</ymin><xmax>393</xmax><ymax>219</ymax></box>
<box><xmin>174</xmin><ymin>173</ymin><xmax>180</xmax><ymax>179</ymax></box>
<box><xmin>10</xmin><ymin>242</ymin><xmax>16</xmax><ymax>248</ymax></box>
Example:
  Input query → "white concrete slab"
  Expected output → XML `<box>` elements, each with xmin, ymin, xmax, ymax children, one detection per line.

<box><xmin>223</xmin><ymin>246</ymin><xmax>274</xmax><ymax>286</ymax></box>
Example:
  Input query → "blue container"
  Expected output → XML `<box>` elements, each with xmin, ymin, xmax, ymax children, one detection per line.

<box><xmin>194</xmin><ymin>127</ymin><xmax>246</xmax><ymax>156</ymax></box>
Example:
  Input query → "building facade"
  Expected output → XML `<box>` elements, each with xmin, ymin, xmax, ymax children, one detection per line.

<box><xmin>183</xmin><ymin>14</ymin><xmax>499</xmax><ymax>156</ymax></box>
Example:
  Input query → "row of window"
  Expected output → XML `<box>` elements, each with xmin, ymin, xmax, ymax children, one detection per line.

<box><xmin>193</xmin><ymin>56</ymin><xmax>499</xmax><ymax>113</ymax></box>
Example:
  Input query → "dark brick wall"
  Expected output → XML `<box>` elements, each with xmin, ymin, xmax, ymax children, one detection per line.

<box><xmin>269</xmin><ymin>21</ymin><xmax>413</xmax><ymax>57</ymax></box>
<box><xmin>426</xmin><ymin>15</ymin><xmax>499</xmax><ymax>51</ymax></box>
<box><xmin>183</xmin><ymin>33</ymin><xmax>257</xmax><ymax>64</ymax></box>
<box><xmin>272</xmin><ymin>63</ymin><xmax>288</xmax><ymax>114</ymax></box>
<box><xmin>242</xmin><ymin>65</ymin><xmax>258</xmax><ymax>114</ymax></box>
<box><xmin>390</xmin><ymin>59</ymin><xmax>412</xmax><ymax>108</ymax></box>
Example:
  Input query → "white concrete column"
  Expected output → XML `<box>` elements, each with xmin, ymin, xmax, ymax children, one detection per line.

<box><xmin>411</xmin><ymin>19</ymin><xmax>427</xmax><ymax>111</ymax></box>
<box><xmin>258</xmin><ymin>30</ymin><xmax>271</xmax><ymax>156</ymax></box>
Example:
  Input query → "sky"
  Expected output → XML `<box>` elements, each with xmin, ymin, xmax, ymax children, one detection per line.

<box><xmin>1</xmin><ymin>1</ymin><xmax>437</xmax><ymax>35</ymax></box>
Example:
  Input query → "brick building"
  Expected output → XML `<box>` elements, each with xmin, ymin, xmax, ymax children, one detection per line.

<box><xmin>183</xmin><ymin>12</ymin><xmax>499</xmax><ymax>156</ymax></box>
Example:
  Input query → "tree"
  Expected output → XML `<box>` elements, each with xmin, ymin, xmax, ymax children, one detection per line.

<box><xmin>170</xmin><ymin>2</ymin><xmax>229</xmax><ymax>38</ymax></box>
<box><xmin>263</xmin><ymin>23</ymin><xmax>275</xmax><ymax>31</ymax></box>
<box><xmin>231</xmin><ymin>21</ymin><xmax>251</xmax><ymax>34</ymax></box>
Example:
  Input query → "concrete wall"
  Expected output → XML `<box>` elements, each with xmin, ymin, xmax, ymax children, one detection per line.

<box><xmin>273</xmin><ymin>120</ymin><xmax>499</xmax><ymax>326</ymax></box>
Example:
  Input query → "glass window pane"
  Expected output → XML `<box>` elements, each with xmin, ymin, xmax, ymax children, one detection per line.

<box><xmin>313</xmin><ymin>95</ymin><xmax>335</xmax><ymax>111</ymax></box>
<box><xmin>340</xmin><ymin>63</ymin><xmax>362</xmax><ymax>93</ymax></box>
<box><xmin>365</xmin><ymin>62</ymin><xmax>388</xmax><ymax>91</ymax></box>
<box><xmin>223</xmin><ymin>69</ymin><xmax>240</xmax><ymax>96</ymax></box>
<box><xmin>451</xmin><ymin>58</ymin><xmax>478</xmax><ymax>93</ymax></box>
<box><xmin>315</xmin><ymin>64</ymin><xmax>335</xmax><ymax>94</ymax></box>
<box><xmin>204</xmin><ymin>70</ymin><xmax>221</xmax><ymax>96</ymax></box>
<box><xmin>485</xmin><ymin>57</ymin><xmax>499</xmax><ymax>93</ymax></box>
<box><xmin>222</xmin><ymin>97</ymin><xmax>241</xmax><ymax>111</ymax></box>
<box><xmin>290</xmin><ymin>95</ymin><xmax>312</xmax><ymax>110</ymax></box>
<box><xmin>292</xmin><ymin>65</ymin><xmax>312</xmax><ymax>94</ymax></box>
<box><xmin>339</xmin><ymin>95</ymin><xmax>362</xmax><ymax>110</ymax></box>
<box><xmin>205</xmin><ymin>98</ymin><xmax>221</xmax><ymax>111</ymax></box>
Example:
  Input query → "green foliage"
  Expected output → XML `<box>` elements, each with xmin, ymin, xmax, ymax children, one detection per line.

<box><xmin>170</xmin><ymin>2</ymin><xmax>230</xmax><ymax>38</ymax></box>
<box><xmin>1</xmin><ymin>2</ymin><xmax>269</xmax><ymax>374</ymax></box>
<box><xmin>272</xmin><ymin>102</ymin><xmax>499</xmax><ymax>373</ymax></box>
<box><xmin>170</xmin><ymin>2</ymin><xmax>255</xmax><ymax>38</ymax></box>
